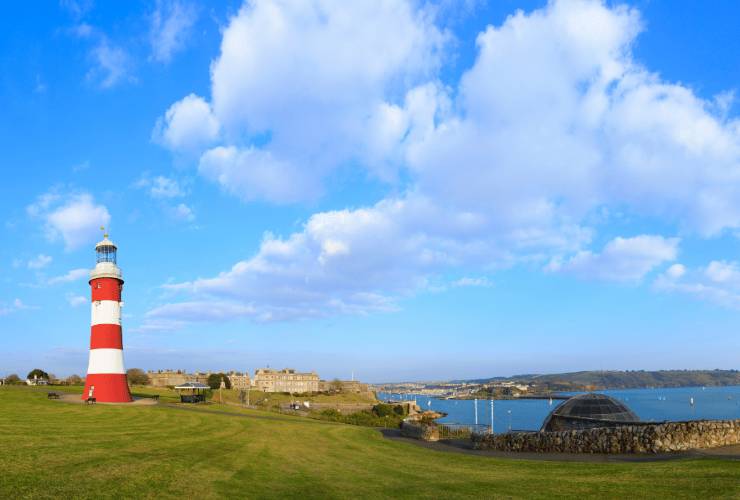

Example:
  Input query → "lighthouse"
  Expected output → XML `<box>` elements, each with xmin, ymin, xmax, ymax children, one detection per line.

<box><xmin>82</xmin><ymin>231</ymin><xmax>132</xmax><ymax>403</ymax></box>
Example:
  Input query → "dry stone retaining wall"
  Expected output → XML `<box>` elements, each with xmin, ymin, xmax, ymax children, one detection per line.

<box><xmin>401</xmin><ymin>420</ymin><xmax>440</xmax><ymax>441</ymax></box>
<box><xmin>471</xmin><ymin>419</ymin><xmax>740</xmax><ymax>454</ymax></box>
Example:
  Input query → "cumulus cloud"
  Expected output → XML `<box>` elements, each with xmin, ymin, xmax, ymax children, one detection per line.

<box><xmin>141</xmin><ymin>194</ymin><xmax>585</xmax><ymax>329</ymax></box>
<box><xmin>198</xmin><ymin>146</ymin><xmax>321</xmax><ymax>204</ymax></box>
<box><xmin>147</xmin><ymin>0</ymin><xmax>740</xmax><ymax>327</ymax></box>
<box><xmin>149</xmin><ymin>0</ymin><xmax>198</xmax><ymax>63</ymax></box>
<box><xmin>49</xmin><ymin>268</ymin><xmax>89</xmax><ymax>284</ymax></box>
<box><xmin>28</xmin><ymin>191</ymin><xmax>110</xmax><ymax>251</ymax></box>
<box><xmin>655</xmin><ymin>260</ymin><xmax>740</xmax><ymax>308</ymax></box>
<box><xmin>28</xmin><ymin>254</ymin><xmax>52</xmax><ymax>270</ymax></box>
<box><xmin>548</xmin><ymin>235</ymin><xmax>679</xmax><ymax>282</ymax></box>
<box><xmin>153</xmin><ymin>94</ymin><xmax>220</xmax><ymax>154</ymax></box>
<box><xmin>155</xmin><ymin>0</ymin><xmax>447</xmax><ymax>199</ymax></box>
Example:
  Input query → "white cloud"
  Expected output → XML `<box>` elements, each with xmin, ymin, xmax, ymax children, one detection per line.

<box><xmin>28</xmin><ymin>254</ymin><xmax>52</xmax><ymax>270</ymax></box>
<box><xmin>156</xmin><ymin>0</ymin><xmax>447</xmax><ymax>200</ymax></box>
<box><xmin>153</xmin><ymin>94</ymin><xmax>220</xmax><ymax>154</ymax></box>
<box><xmin>0</xmin><ymin>298</ymin><xmax>34</xmax><ymax>316</ymax></box>
<box><xmin>141</xmin><ymin>194</ymin><xmax>585</xmax><ymax>329</ymax></box>
<box><xmin>704</xmin><ymin>260</ymin><xmax>740</xmax><ymax>284</ymax></box>
<box><xmin>170</xmin><ymin>203</ymin><xmax>195</xmax><ymax>222</ymax></box>
<box><xmin>548</xmin><ymin>235</ymin><xmax>679</xmax><ymax>282</ymax></box>
<box><xmin>655</xmin><ymin>260</ymin><xmax>740</xmax><ymax>309</ymax></box>
<box><xmin>148</xmin><ymin>0</ymin><xmax>740</xmax><ymax>325</ymax></box>
<box><xmin>199</xmin><ymin>146</ymin><xmax>320</xmax><ymax>204</ymax></box>
<box><xmin>86</xmin><ymin>38</ymin><xmax>134</xmax><ymax>89</ymax></box>
<box><xmin>453</xmin><ymin>277</ymin><xmax>492</xmax><ymax>288</ymax></box>
<box><xmin>149</xmin><ymin>0</ymin><xmax>198</xmax><ymax>64</ymax></box>
<box><xmin>66</xmin><ymin>294</ymin><xmax>87</xmax><ymax>307</ymax></box>
<box><xmin>136</xmin><ymin>174</ymin><xmax>185</xmax><ymax>199</ymax></box>
<box><xmin>49</xmin><ymin>268</ymin><xmax>89</xmax><ymax>284</ymax></box>
<box><xmin>28</xmin><ymin>191</ymin><xmax>110</xmax><ymax>251</ymax></box>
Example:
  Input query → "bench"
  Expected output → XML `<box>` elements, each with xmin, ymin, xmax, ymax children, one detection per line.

<box><xmin>47</xmin><ymin>392</ymin><xmax>60</xmax><ymax>399</ymax></box>
<box><xmin>151</xmin><ymin>395</ymin><xmax>159</xmax><ymax>401</ymax></box>
<box><xmin>85</xmin><ymin>397</ymin><xmax>96</xmax><ymax>405</ymax></box>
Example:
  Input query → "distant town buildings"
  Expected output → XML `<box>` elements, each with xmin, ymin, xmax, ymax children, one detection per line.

<box><xmin>147</xmin><ymin>370</ymin><xmax>210</xmax><ymax>388</ymax></box>
<box><xmin>145</xmin><ymin>368</ymin><xmax>364</xmax><ymax>395</ymax></box>
<box><xmin>253</xmin><ymin>368</ymin><xmax>319</xmax><ymax>393</ymax></box>
<box><xmin>227</xmin><ymin>371</ymin><xmax>251</xmax><ymax>390</ymax></box>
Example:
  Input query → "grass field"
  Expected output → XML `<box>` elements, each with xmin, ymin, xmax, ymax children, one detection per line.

<box><xmin>1</xmin><ymin>386</ymin><xmax>738</xmax><ymax>499</ymax></box>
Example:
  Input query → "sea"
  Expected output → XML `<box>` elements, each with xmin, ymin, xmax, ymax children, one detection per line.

<box><xmin>378</xmin><ymin>385</ymin><xmax>740</xmax><ymax>433</ymax></box>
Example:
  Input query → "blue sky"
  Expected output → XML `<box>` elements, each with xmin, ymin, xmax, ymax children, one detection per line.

<box><xmin>1</xmin><ymin>0</ymin><xmax>739</xmax><ymax>382</ymax></box>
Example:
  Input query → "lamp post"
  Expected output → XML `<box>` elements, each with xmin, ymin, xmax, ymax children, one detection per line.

<box><xmin>490</xmin><ymin>399</ymin><xmax>494</xmax><ymax>434</ymax></box>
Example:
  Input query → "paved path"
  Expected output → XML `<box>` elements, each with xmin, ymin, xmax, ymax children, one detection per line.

<box><xmin>380</xmin><ymin>429</ymin><xmax>740</xmax><ymax>463</ymax></box>
<box><xmin>54</xmin><ymin>393</ymin><xmax>159</xmax><ymax>405</ymax></box>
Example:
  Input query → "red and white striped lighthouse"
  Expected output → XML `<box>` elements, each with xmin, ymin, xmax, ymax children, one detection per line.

<box><xmin>82</xmin><ymin>231</ymin><xmax>132</xmax><ymax>403</ymax></box>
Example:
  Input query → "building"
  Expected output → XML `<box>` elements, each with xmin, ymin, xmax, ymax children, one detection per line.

<box><xmin>253</xmin><ymin>368</ymin><xmax>319</xmax><ymax>393</ymax></box>
<box><xmin>541</xmin><ymin>393</ymin><xmax>640</xmax><ymax>431</ymax></box>
<box><xmin>26</xmin><ymin>375</ymin><xmax>48</xmax><ymax>386</ymax></box>
<box><xmin>227</xmin><ymin>371</ymin><xmax>251</xmax><ymax>390</ymax></box>
<box><xmin>83</xmin><ymin>232</ymin><xmax>132</xmax><ymax>403</ymax></box>
<box><xmin>318</xmin><ymin>380</ymin><xmax>370</xmax><ymax>394</ymax></box>
<box><xmin>147</xmin><ymin>370</ymin><xmax>192</xmax><ymax>388</ymax></box>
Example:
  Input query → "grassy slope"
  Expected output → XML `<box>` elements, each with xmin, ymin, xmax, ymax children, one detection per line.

<box><xmin>1</xmin><ymin>387</ymin><xmax>738</xmax><ymax>499</ymax></box>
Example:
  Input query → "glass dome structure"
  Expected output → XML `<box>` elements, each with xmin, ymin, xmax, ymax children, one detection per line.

<box><xmin>541</xmin><ymin>393</ymin><xmax>640</xmax><ymax>431</ymax></box>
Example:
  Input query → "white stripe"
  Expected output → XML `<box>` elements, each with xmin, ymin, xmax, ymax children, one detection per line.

<box><xmin>87</xmin><ymin>348</ymin><xmax>126</xmax><ymax>374</ymax></box>
<box><xmin>91</xmin><ymin>300</ymin><xmax>121</xmax><ymax>326</ymax></box>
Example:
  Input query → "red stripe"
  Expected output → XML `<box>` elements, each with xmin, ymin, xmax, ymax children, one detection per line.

<box><xmin>90</xmin><ymin>278</ymin><xmax>123</xmax><ymax>302</ymax></box>
<box><xmin>82</xmin><ymin>374</ymin><xmax>132</xmax><ymax>403</ymax></box>
<box><xmin>90</xmin><ymin>324</ymin><xmax>123</xmax><ymax>349</ymax></box>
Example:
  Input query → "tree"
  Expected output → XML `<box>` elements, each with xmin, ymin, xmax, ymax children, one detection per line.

<box><xmin>207</xmin><ymin>373</ymin><xmax>231</xmax><ymax>390</ymax></box>
<box><xmin>5</xmin><ymin>374</ymin><xmax>21</xmax><ymax>384</ymax></box>
<box><xmin>329</xmin><ymin>378</ymin><xmax>344</xmax><ymax>393</ymax></box>
<box><xmin>26</xmin><ymin>369</ymin><xmax>49</xmax><ymax>381</ymax></box>
<box><xmin>126</xmin><ymin>368</ymin><xmax>150</xmax><ymax>385</ymax></box>
<box><xmin>65</xmin><ymin>374</ymin><xmax>83</xmax><ymax>386</ymax></box>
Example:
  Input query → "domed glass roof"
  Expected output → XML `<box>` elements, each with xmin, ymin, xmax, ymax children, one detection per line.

<box><xmin>541</xmin><ymin>393</ymin><xmax>639</xmax><ymax>431</ymax></box>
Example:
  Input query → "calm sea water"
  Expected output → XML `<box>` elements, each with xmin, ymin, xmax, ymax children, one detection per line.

<box><xmin>378</xmin><ymin>385</ymin><xmax>740</xmax><ymax>433</ymax></box>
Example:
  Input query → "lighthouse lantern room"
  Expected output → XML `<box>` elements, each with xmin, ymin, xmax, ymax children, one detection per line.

<box><xmin>82</xmin><ymin>230</ymin><xmax>132</xmax><ymax>402</ymax></box>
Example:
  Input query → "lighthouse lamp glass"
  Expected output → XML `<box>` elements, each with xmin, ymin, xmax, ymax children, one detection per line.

<box><xmin>96</xmin><ymin>245</ymin><xmax>117</xmax><ymax>264</ymax></box>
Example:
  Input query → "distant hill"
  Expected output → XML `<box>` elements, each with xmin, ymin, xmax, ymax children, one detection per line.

<box><xmin>471</xmin><ymin>370</ymin><xmax>740</xmax><ymax>391</ymax></box>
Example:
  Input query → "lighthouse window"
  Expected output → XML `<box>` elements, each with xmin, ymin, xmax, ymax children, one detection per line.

<box><xmin>96</xmin><ymin>245</ymin><xmax>117</xmax><ymax>264</ymax></box>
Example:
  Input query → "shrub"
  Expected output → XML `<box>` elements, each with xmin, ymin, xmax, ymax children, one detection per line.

<box><xmin>126</xmin><ymin>368</ymin><xmax>150</xmax><ymax>385</ymax></box>
<box><xmin>65</xmin><ymin>375</ymin><xmax>83</xmax><ymax>386</ymax></box>
<box><xmin>26</xmin><ymin>369</ymin><xmax>49</xmax><ymax>381</ymax></box>
<box><xmin>372</xmin><ymin>403</ymin><xmax>394</xmax><ymax>417</ymax></box>
<box><xmin>207</xmin><ymin>373</ymin><xmax>231</xmax><ymax>390</ymax></box>
<box><xmin>5</xmin><ymin>374</ymin><xmax>21</xmax><ymax>384</ymax></box>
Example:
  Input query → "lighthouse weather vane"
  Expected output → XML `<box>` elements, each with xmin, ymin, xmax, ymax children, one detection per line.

<box><xmin>81</xmin><ymin>229</ymin><xmax>133</xmax><ymax>403</ymax></box>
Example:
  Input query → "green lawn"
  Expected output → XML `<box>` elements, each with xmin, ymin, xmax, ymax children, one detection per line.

<box><xmin>1</xmin><ymin>386</ymin><xmax>738</xmax><ymax>499</ymax></box>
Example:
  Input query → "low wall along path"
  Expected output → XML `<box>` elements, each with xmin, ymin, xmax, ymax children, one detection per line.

<box><xmin>471</xmin><ymin>419</ymin><xmax>740</xmax><ymax>454</ymax></box>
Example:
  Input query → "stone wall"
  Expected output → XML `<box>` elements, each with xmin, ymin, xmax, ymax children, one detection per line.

<box><xmin>401</xmin><ymin>420</ymin><xmax>440</xmax><ymax>441</ymax></box>
<box><xmin>471</xmin><ymin>419</ymin><xmax>740</xmax><ymax>454</ymax></box>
